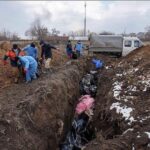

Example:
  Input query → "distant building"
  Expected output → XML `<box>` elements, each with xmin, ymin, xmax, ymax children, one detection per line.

<box><xmin>69</xmin><ymin>36</ymin><xmax>89</xmax><ymax>41</ymax></box>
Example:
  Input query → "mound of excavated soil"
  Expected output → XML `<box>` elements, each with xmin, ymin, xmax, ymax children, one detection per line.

<box><xmin>86</xmin><ymin>46</ymin><xmax>150</xmax><ymax>150</ymax></box>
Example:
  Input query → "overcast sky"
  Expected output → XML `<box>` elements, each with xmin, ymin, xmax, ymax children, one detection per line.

<box><xmin>0</xmin><ymin>1</ymin><xmax>150</xmax><ymax>38</ymax></box>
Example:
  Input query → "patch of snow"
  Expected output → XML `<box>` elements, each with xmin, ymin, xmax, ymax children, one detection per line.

<box><xmin>145</xmin><ymin>132</ymin><xmax>150</xmax><ymax>139</ymax></box>
<box><xmin>116</xmin><ymin>74</ymin><xmax>123</xmax><ymax>77</ymax></box>
<box><xmin>143</xmin><ymin>86</ymin><xmax>147</xmax><ymax>91</ymax></box>
<box><xmin>139</xmin><ymin>116</ymin><xmax>150</xmax><ymax>123</ymax></box>
<box><xmin>129</xmin><ymin>117</ymin><xmax>136</xmax><ymax>123</ymax></box>
<box><xmin>113</xmin><ymin>81</ymin><xmax>123</xmax><ymax>100</ymax></box>
<box><xmin>110</xmin><ymin>102</ymin><xmax>135</xmax><ymax>124</ymax></box>
<box><xmin>123</xmin><ymin>71</ymin><xmax>127</xmax><ymax>75</ymax></box>
<box><xmin>124</xmin><ymin>98</ymin><xmax>128</xmax><ymax>102</ymax></box>
<box><xmin>137</xmin><ymin>135</ymin><xmax>141</xmax><ymax>138</ymax></box>
<box><xmin>127</xmin><ymin>68</ymin><xmax>138</xmax><ymax>74</ymax></box>
<box><xmin>132</xmin><ymin>86</ymin><xmax>137</xmax><ymax>91</ymax></box>
<box><xmin>134</xmin><ymin>68</ymin><xmax>139</xmax><ymax>72</ymax></box>
<box><xmin>127</xmin><ymin>85</ymin><xmax>137</xmax><ymax>92</ymax></box>
<box><xmin>138</xmin><ymin>79</ymin><xmax>150</xmax><ymax>92</ymax></box>
<box><xmin>105</xmin><ymin>66</ymin><xmax>111</xmax><ymax>70</ymax></box>
<box><xmin>132</xmin><ymin>143</ymin><xmax>135</xmax><ymax>150</ymax></box>
<box><xmin>123</xmin><ymin>128</ymin><xmax>133</xmax><ymax>135</ymax></box>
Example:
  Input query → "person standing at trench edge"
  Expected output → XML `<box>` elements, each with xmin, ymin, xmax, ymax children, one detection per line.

<box><xmin>66</xmin><ymin>40</ymin><xmax>73</xmax><ymax>59</ymax></box>
<box><xmin>74</xmin><ymin>40</ymin><xmax>84</xmax><ymax>58</ymax></box>
<box><xmin>40</xmin><ymin>40</ymin><xmax>59</xmax><ymax>73</ymax></box>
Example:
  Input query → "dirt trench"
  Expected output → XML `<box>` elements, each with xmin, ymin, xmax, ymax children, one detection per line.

<box><xmin>0</xmin><ymin>58</ymin><xmax>95</xmax><ymax>150</ymax></box>
<box><xmin>1</xmin><ymin>46</ymin><xmax>149</xmax><ymax>150</ymax></box>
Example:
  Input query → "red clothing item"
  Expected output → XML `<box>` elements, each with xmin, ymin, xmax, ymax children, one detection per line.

<box><xmin>4</xmin><ymin>49</ymin><xmax>25</xmax><ymax>67</ymax></box>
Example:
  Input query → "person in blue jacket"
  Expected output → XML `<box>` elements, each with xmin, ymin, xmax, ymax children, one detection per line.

<box><xmin>23</xmin><ymin>43</ymin><xmax>38</xmax><ymax>60</ymax></box>
<box><xmin>74</xmin><ymin>40</ymin><xmax>84</xmax><ymax>58</ymax></box>
<box><xmin>17</xmin><ymin>56</ymin><xmax>38</xmax><ymax>83</ymax></box>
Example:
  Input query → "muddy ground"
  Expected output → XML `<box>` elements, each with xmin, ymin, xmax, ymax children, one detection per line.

<box><xmin>0</xmin><ymin>57</ymin><xmax>94</xmax><ymax>150</ymax></box>
<box><xmin>86</xmin><ymin>46</ymin><xmax>150</xmax><ymax>150</ymax></box>
<box><xmin>0</xmin><ymin>45</ymin><xmax>150</xmax><ymax>150</ymax></box>
<box><xmin>0</xmin><ymin>42</ymin><xmax>68</xmax><ymax>90</ymax></box>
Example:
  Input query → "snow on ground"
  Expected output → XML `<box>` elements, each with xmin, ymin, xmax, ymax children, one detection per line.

<box><xmin>116</xmin><ymin>74</ymin><xmax>123</xmax><ymax>77</ymax></box>
<box><xmin>110</xmin><ymin>102</ymin><xmax>136</xmax><ymax>124</ymax></box>
<box><xmin>123</xmin><ymin>128</ymin><xmax>134</xmax><ymax>135</ymax></box>
<box><xmin>145</xmin><ymin>132</ymin><xmax>150</xmax><ymax>139</ymax></box>
<box><xmin>126</xmin><ymin>85</ymin><xmax>138</xmax><ymax>92</ymax></box>
<box><xmin>113</xmin><ymin>81</ymin><xmax>123</xmax><ymax>100</ymax></box>
<box><xmin>139</xmin><ymin>79</ymin><xmax>150</xmax><ymax>91</ymax></box>
<box><xmin>126</xmin><ymin>68</ymin><xmax>139</xmax><ymax>75</ymax></box>
<box><xmin>105</xmin><ymin>66</ymin><xmax>112</xmax><ymax>70</ymax></box>
<box><xmin>137</xmin><ymin>135</ymin><xmax>141</xmax><ymax>138</ymax></box>
<box><xmin>138</xmin><ymin>116</ymin><xmax>150</xmax><ymax>123</ymax></box>
<box><xmin>132</xmin><ymin>143</ymin><xmax>135</xmax><ymax>150</ymax></box>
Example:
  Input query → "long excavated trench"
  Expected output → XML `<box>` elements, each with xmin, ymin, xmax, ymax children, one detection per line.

<box><xmin>0</xmin><ymin>56</ymin><xmax>122</xmax><ymax>150</ymax></box>
<box><xmin>58</xmin><ymin>58</ymin><xmax>123</xmax><ymax>150</ymax></box>
<box><xmin>1</xmin><ymin>46</ymin><xmax>150</xmax><ymax>150</ymax></box>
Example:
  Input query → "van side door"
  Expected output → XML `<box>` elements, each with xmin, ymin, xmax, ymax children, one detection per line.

<box><xmin>122</xmin><ymin>39</ymin><xmax>133</xmax><ymax>56</ymax></box>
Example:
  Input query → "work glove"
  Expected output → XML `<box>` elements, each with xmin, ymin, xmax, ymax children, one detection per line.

<box><xmin>24</xmin><ymin>68</ymin><xmax>28</xmax><ymax>73</ymax></box>
<box><xmin>3</xmin><ymin>60</ymin><xmax>8</xmax><ymax>65</ymax></box>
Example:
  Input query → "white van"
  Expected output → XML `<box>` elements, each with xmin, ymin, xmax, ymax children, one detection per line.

<box><xmin>89</xmin><ymin>35</ymin><xmax>143</xmax><ymax>57</ymax></box>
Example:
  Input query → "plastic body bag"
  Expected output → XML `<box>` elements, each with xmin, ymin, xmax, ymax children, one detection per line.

<box><xmin>92</xmin><ymin>58</ymin><xmax>104</xmax><ymax>69</ymax></box>
<box><xmin>80</xmin><ymin>72</ymin><xmax>97</xmax><ymax>97</ymax></box>
<box><xmin>75</xmin><ymin>95</ymin><xmax>94</xmax><ymax>115</ymax></box>
<box><xmin>60</xmin><ymin>113</ymin><xmax>92</xmax><ymax>150</ymax></box>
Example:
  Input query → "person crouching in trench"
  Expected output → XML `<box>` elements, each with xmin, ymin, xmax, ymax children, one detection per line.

<box><xmin>16</xmin><ymin>56</ymin><xmax>38</xmax><ymax>83</ymax></box>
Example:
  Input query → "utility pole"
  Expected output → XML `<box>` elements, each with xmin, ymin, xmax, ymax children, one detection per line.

<box><xmin>84</xmin><ymin>1</ymin><xmax>86</xmax><ymax>36</ymax></box>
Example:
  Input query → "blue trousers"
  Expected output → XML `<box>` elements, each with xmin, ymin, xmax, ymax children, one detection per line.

<box><xmin>25</xmin><ymin>64</ymin><xmax>37</xmax><ymax>81</ymax></box>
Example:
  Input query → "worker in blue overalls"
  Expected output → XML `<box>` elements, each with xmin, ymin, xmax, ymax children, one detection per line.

<box><xmin>17</xmin><ymin>56</ymin><xmax>37</xmax><ymax>83</ymax></box>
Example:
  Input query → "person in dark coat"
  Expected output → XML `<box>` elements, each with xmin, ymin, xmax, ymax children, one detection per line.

<box><xmin>66</xmin><ymin>40</ymin><xmax>73</xmax><ymax>58</ymax></box>
<box><xmin>39</xmin><ymin>40</ymin><xmax>59</xmax><ymax>72</ymax></box>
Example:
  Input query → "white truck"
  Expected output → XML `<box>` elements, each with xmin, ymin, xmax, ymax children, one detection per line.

<box><xmin>89</xmin><ymin>35</ymin><xmax>143</xmax><ymax>57</ymax></box>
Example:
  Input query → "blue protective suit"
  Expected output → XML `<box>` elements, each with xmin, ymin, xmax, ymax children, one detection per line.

<box><xmin>18</xmin><ymin>56</ymin><xmax>37</xmax><ymax>82</ymax></box>
<box><xmin>23</xmin><ymin>45</ymin><xmax>38</xmax><ymax>60</ymax></box>
<box><xmin>92</xmin><ymin>59</ymin><xmax>103</xmax><ymax>69</ymax></box>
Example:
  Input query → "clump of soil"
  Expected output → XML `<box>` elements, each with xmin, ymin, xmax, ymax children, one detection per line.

<box><xmin>85</xmin><ymin>46</ymin><xmax>150</xmax><ymax>150</ymax></box>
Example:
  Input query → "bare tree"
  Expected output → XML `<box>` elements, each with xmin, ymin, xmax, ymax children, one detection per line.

<box><xmin>25</xmin><ymin>18</ymin><xmax>49</xmax><ymax>40</ymax></box>
<box><xmin>0</xmin><ymin>29</ymin><xmax>20</xmax><ymax>40</ymax></box>
<box><xmin>145</xmin><ymin>26</ymin><xmax>150</xmax><ymax>40</ymax></box>
<box><xmin>51</xmin><ymin>28</ymin><xmax>60</xmax><ymax>36</ymax></box>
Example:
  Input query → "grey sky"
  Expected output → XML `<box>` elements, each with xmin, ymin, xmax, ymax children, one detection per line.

<box><xmin>0</xmin><ymin>1</ymin><xmax>150</xmax><ymax>38</ymax></box>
